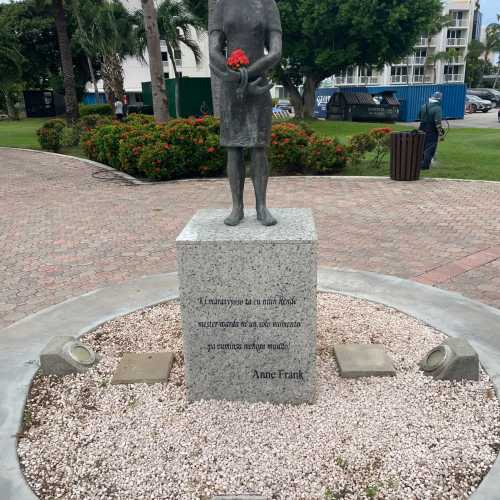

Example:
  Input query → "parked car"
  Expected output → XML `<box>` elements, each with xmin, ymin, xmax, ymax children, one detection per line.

<box><xmin>467</xmin><ymin>88</ymin><xmax>500</xmax><ymax>107</ymax></box>
<box><xmin>465</xmin><ymin>94</ymin><xmax>493</xmax><ymax>113</ymax></box>
<box><xmin>276</xmin><ymin>99</ymin><xmax>293</xmax><ymax>113</ymax></box>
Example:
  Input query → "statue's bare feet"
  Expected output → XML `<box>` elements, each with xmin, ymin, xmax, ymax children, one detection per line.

<box><xmin>224</xmin><ymin>207</ymin><xmax>244</xmax><ymax>226</ymax></box>
<box><xmin>256</xmin><ymin>207</ymin><xmax>277</xmax><ymax>226</ymax></box>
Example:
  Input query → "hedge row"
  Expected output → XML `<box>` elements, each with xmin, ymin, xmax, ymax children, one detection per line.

<box><xmin>81</xmin><ymin>116</ymin><xmax>353</xmax><ymax>181</ymax></box>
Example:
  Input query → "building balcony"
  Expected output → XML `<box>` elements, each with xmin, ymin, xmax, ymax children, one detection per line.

<box><xmin>359</xmin><ymin>76</ymin><xmax>379</xmax><ymax>84</ymax></box>
<box><xmin>335</xmin><ymin>76</ymin><xmax>355</xmax><ymax>85</ymax></box>
<box><xmin>412</xmin><ymin>75</ymin><xmax>433</xmax><ymax>83</ymax></box>
<box><xmin>446</xmin><ymin>56</ymin><xmax>465</xmax><ymax>64</ymax></box>
<box><xmin>447</xmin><ymin>38</ymin><xmax>467</xmax><ymax>47</ymax></box>
<box><xmin>416</xmin><ymin>37</ymin><xmax>436</xmax><ymax>47</ymax></box>
<box><xmin>449</xmin><ymin>18</ymin><xmax>468</xmax><ymax>28</ymax></box>
<box><xmin>444</xmin><ymin>73</ymin><xmax>464</xmax><ymax>82</ymax></box>
<box><xmin>413</xmin><ymin>56</ymin><xmax>426</xmax><ymax>65</ymax></box>
<box><xmin>390</xmin><ymin>75</ymin><xmax>408</xmax><ymax>84</ymax></box>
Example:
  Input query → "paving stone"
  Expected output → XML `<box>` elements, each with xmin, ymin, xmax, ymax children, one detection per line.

<box><xmin>333</xmin><ymin>344</ymin><xmax>396</xmax><ymax>378</ymax></box>
<box><xmin>1</xmin><ymin>149</ymin><xmax>500</xmax><ymax>331</ymax></box>
<box><xmin>111</xmin><ymin>352</ymin><xmax>174</xmax><ymax>385</ymax></box>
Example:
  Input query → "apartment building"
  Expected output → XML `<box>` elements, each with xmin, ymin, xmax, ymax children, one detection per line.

<box><xmin>320</xmin><ymin>0</ymin><xmax>480</xmax><ymax>89</ymax></box>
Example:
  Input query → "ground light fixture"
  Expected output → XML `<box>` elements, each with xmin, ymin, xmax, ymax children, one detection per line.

<box><xmin>419</xmin><ymin>338</ymin><xmax>479</xmax><ymax>381</ymax></box>
<box><xmin>40</xmin><ymin>336</ymin><xmax>98</xmax><ymax>375</ymax></box>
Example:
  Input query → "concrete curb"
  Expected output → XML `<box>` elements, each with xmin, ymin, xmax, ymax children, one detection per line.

<box><xmin>1</xmin><ymin>268</ymin><xmax>499</xmax><ymax>499</ymax></box>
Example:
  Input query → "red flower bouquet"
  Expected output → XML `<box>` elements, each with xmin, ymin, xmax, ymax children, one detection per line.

<box><xmin>227</xmin><ymin>49</ymin><xmax>250</xmax><ymax>70</ymax></box>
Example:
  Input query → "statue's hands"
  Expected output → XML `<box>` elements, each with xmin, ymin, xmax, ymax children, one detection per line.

<box><xmin>223</xmin><ymin>68</ymin><xmax>241</xmax><ymax>83</ymax></box>
<box><xmin>247</xmin><ymin>77</ymin><xmax>273</xmax><ymax>96</ymax></box>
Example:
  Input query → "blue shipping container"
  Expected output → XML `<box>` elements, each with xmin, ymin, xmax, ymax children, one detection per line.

<box><xmin>82</xmin><ymin>92</ymin><xmax>107</xmax><ymax>105</ymax></box>
<box><xmin>314</xmin><ymin>83</ymin><xmax>466</xmax><ymax>122</ymax></box>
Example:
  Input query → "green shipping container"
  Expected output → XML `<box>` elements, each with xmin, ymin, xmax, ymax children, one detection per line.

<box><xmin>141</xmin><ymin>78</ymin><xmax>213</xmax><ymax>118</ymax></box>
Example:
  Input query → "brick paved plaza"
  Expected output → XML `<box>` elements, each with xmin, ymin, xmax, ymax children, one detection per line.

<box><xmin>1</xmin><ymin>148</ymin><xmax>499</xmax><ymax>330</ymax></box>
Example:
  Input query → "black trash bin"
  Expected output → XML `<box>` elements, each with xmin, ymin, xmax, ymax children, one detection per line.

<box><xmin>390</xmin><ymin>130</ymin><xmax>425</xmax><ymax>181</ymax></box>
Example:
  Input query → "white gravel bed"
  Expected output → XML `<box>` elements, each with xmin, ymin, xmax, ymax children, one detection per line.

<box><xmin>18</xmin><ymin>294</ymin><xmax>500</xmax><ymax>500</ymax></box>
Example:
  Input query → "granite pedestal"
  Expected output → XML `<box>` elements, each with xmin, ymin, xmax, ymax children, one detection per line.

<box><xmin>176</xmin><ymin>208</ymin><xmax>317</xmax><ymax>403</ymax></box>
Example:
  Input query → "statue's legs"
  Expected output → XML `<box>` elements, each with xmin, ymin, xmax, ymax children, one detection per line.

<box><xmin>251</xmin><ymin>147</ymin><xmax>277</xmax><ymax>226</ymax></box>
<box><xmin>224</xmin><ymin>147</ymin><xmax>245</xmax><ymax>226</ymax></box>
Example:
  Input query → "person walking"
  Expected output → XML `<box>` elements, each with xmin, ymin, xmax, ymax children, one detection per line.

<box><xmin>419</xmin><ymin>91</ymin><xmax>444</xmax><ymax>170</ymax></box>
<box><xmin>114</xmin><ymin>98</ymin><xmax>124</xmax><ymax>121</ymax></box>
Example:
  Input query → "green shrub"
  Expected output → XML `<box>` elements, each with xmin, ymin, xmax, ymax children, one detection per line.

<box><xmin>77</xmin><ymin>113</ymin><xmax>114</xmax><ymax>133</ymax></box>
<box><xmin>125</xmin><ymin>113</ymin><xmax>155</xmax><ymax>126</ymax></box>
<box><xmin>82</xmin><ymin>124</ymin><xmax>127</xmax><ymax>167</ymax></box>
<box><xmin>137</xmin><ymin>117</ymin><xmax>224</xmax><ymax>180</ymax></box>
<box><xmin>347</xmin><ymin>132</ymin><xmax>375</xmax><ymax>164</ymax></box>
<box><xmin>61</xmin><ymin>127</ymin><xmax>80</xmax><ymax>147</ymax></box>
<box><xmin>36</xmin><ymin>119</ymin><xmax>66</xmax><ymax>152</ymax></box>
<box><xmin>348</xmin><ymin>127</ymin><xmax>392</xmax><ymax>167</ymax></box>
<box><xmin>79</xmin><ymin>103</ymin><xmax>113</xmax><ymax>117</ymax></box>
<box><xmin>117</xmin><ymin>126</ymin><xmax>162</xmax><ymax>175</ymax></box>
<box><xmin>305</xmin><ymin>136</ymin><xmax>349</xmax><ymax>174</ymax></box>
<box><xmin>268</xmin><ymin>122</ymin><xmax>309</xmax><ymax>174</ymax></box>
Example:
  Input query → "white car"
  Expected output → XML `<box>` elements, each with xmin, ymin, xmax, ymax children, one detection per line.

<box><xmin>465</xmin><ymin>94</ymin><xmax>493</xmax><ymax>113</ymax></box>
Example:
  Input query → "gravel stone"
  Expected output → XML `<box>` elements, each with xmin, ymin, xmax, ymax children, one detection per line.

<box><xmin>17</xmin><ymin>294</ymin><xmax>500</xmax><ymax>500</ymax></box>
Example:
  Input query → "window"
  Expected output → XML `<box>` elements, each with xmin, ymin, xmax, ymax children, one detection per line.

<box><xmin>134</xmin><ymin>93</ymin><xmax>143</xmax><ymax>103</ymax></box>
<box><xmin>444</xmin><ymin>65</ymin><xmax>459</xmax><ymax>75</ymax></box>
<box><xmin>161</xmin><ymin>52</ymin><xmax>168</xmax><ymax>62</ymax></box>
<box><xmin>414</xmin><ymin>67</ymin><xmax>424</xmax><ymax>76</ymax></box>
<box><xmin>391</xmin><ymin>66</ymin><xmax>408</xmax><ymax>76</ymax></box>
<box><xmin>174</xmin><ymin>48</ymin><xmax>182</xmax><ymax>66</ymax></box>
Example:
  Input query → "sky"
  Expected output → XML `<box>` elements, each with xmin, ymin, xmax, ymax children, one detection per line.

<box><xmin>481</xmin><ymin>0</ymin><xmax>499</xmax><ymax>25</ymax></box>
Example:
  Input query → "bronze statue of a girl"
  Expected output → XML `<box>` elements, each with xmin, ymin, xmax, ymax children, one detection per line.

<box><xmin>209</xmin><ymin>0</ymin><xmax>282</xmax><ymax>226</ymax></box>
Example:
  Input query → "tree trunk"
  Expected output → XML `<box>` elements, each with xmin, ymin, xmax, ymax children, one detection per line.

<box><xmin>86</xmin><ymin>55</ymin><xmax>100</xmax><ymax>104</ymax></box>
<box><xmin>3</xmin><ymin>89</ymin><xmax>18</xmax><ymax>120</ymax></box>
<box><xmin>208</xmin><ymin>0</ymin><xmax>221</xmax><ymax>117</ymax></box>
<box><xmin>167</xmin><ymin>44</ymin><xmax>181</xmax><ymax>117</ymax></box>
<box><xmin>141</xmin><ymin>0</ymin><xmax>169</xmax><ymax>123</ymax></box>
<box><xmin>282</xmin><ymin>79</ymin><xmax>304</xmax><ymax>118</ymax></box>
<box><xmin>52</xmin><ymin>0</ymin><xmax>79</xmax><ymax>124</ymax></box>
<box><xmin>302</xmin><ymin>76</ymin><xmax>319</xmax><ymax>118</ymax></box>
<box><xmin>101</xmin><ymin>54</ymin><xmax>125</xmax><ymax>104</ymax></box>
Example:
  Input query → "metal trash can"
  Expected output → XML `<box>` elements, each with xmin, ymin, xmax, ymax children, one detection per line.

<box><xmin>390</xmin><ymin>130</ymin><xmax>425</xmax><ymax>181</ymax></box>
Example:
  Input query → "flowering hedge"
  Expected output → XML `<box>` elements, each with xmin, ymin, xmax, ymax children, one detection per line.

<box><xmin>82</xmin><ymin>117</ymin><xmax>354</xmax><ymax>181</ymax></box>
<box><xmin>348</xmin><ymin>127</ymin><xmax>393</xmax><ymax>168</ymax></box>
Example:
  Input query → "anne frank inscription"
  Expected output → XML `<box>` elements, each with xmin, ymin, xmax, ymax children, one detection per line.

<box><xmin>176</xmin><ymin>208</ymin><xmax>318</xmax><ymax>404</ymax></box>
<box><xmin>199</xmin><ymin>295</ymin><xmax>304</xmax><ymax>381</ymax></box>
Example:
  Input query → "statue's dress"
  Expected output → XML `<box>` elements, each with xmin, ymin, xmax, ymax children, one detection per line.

<box><xmin>210</xmin><ymin>0</ymin><xmax>282</xmax><ymax>148</ymax></box>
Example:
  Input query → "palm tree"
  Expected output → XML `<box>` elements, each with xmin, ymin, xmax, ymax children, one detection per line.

<box><xmin>483</xmin><ymin>16</ymin><xmax>500</xmax><ymax>63</ymax></box>
<box><xmin>140</xmin><ymin>0</ymin><xmax>169</xmax><ymax>122</ymax></box>
<box><xmin>484</xmin><ymin>15</ymin><xmax>500</xmax><ymax>88</ymax></box>
<box><xmin>427</xmin><ymin>51</ymin><xmax>452</xmax><ymax>83</ymax></box>
<box><xmin>52</xmin><ymin>0</ymin><xmax>79</xmax><ymax>123</ymax></box>
<box><xmin>89</xmin><ymin>0</ymin><xmax>139</xmax><ymax>103</ymax></box>
<box><xmin>207</xmin><ymin>0</ymin><xmax>220</xmax><ymax>116</ymax></box>
<box><xmin>73</xmin><ymin>0</ymin><xmax>102</xmax><ymax>104</ymax></box>
<box><xmin>137</xmin><ymin>0</ymin><xmax>204</xmax><ymax>118</ymax></box>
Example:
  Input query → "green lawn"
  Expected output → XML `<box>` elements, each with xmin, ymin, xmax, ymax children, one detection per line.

<box><xmin>0</xmin><ymin>117</ymin><xmax>46</xmax><ymax>149</ymax></box>
<box><xmin>307</xmin><ymin>120</ymin><xmax>500</xmax><ymax>181</ymax></box>
<box><xmin>1</xmin><ymin>117</ymin><xmax>499</xmax><ymax>181</ymax></box>
<box><xmin>0</xmin><ymin>117</ymin><xmax>85</xmax><ymax>157</ymax></box>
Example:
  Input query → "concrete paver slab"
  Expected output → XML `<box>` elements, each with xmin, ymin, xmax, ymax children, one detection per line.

<box><xmin>334</xmin><ymin>343</ymin><xmax>396</xmax><ymax>378</ymax></box>
<box><xmin>111</xmin><ymin>351</ymin><xmax>174</xmax><ymax>385</ymax></box>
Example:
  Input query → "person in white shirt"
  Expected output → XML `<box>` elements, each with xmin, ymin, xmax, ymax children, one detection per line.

<box><xmin>114</xmin><ymin>99</ymin><xmax>124</xmax><ymax>121</ymax></box>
